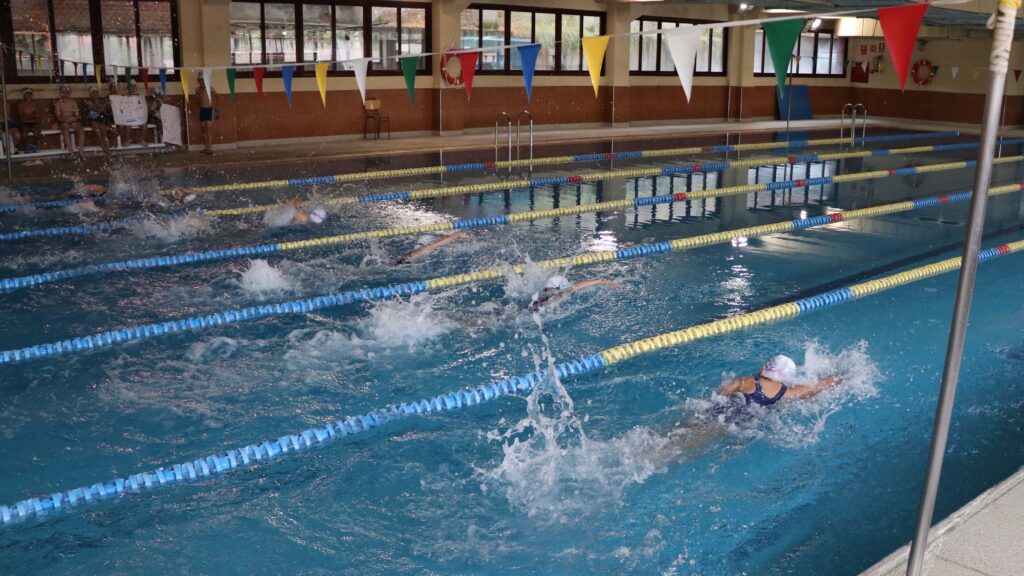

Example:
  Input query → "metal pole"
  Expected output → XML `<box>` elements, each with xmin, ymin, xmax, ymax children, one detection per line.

<box><xmin>784</xmin><ymin>69</ymin><xmax>794</xmax><ymax>152</ymax></box>
<box><xmin>1</xmin><ymin>43</ymin><xmax>13</xmax><ymax>182</ymax></box>
<box><xmin>906</xmin><ymin>3</ymin><xmax>1018</xmax><ymax>574</ymax></box>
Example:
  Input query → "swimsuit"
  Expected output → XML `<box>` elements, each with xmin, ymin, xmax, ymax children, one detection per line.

<box><xmin>199</xmin><ymin>107</ymin><xmax>214</xmax><ymax>122</ymax></box>
<box><xmin>744</xmin><ymin>374</ymin><xmax>787</xmax><ymax>406</ymax></box>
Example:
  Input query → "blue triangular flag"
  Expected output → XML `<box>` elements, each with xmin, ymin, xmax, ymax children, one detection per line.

<box><xmin>282</xmin><ymin>65</ymin><xmax>295</xmax><ymax>106</ymax></box>
<box><xmin>159</xmin><ymin>69</ymin><xmax>167</xmax><ymax>96</ymax></box>
<box><xmin>517</xmin><ymin>44</ymin><xmax>541</xmax><ymax>102</ymax></box>
<box><xmin>82</xmin><ymin>63</ymin><xmax>88</xmax><ymax>84</ymax></box>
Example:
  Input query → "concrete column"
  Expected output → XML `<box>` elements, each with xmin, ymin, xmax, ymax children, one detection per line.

<box><xmin>605</xmin><ymin>2</ymin><xmax>632</xmax><ymax>126</ymax></box>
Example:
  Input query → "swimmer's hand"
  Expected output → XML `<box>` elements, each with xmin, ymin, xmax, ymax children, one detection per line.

<box><xmin>786</xmin><ymin>375</ymin><xmax>841</xmax><ymax>399</ymax></box>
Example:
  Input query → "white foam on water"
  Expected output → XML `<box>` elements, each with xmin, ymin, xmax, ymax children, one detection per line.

<box><xmin>684</xmin><ymin>341</ymin><xmax>880</xmax><ymax>448</ymax></box>
<box><xmin>501</xmin><ymin>260</ymin><xmax>559</xmax><ymax>301</ymax></box>
<box><xmin>132</xmin><ymin>213</ymin><xmax>211</xmax><ymax>242</ymax></box>
<box><xmin>262</xmin><ymin>204</ymin><xmax>298</xmax><ymax>228</ymax></box>
<box><xmin>236</xmin><ymin>258</ymin><xmax>296</xmax><ymax>297</ymax></box>
<box><xmin>186</xmin><ymin>336</ymin><xmax>240</xmax><ymax>363</ymax></box>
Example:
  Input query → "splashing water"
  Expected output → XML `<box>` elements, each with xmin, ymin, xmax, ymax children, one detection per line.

<box><xmin>132</xmin><ymin>213</ymin><xmax>211</xmax><ymax>242</ymax></box>
<box><xmin>684</xmin><ymin>341</ymin><xmax>880</xmax><ymax>448</ymax></box>
<box><xmin>262</xmin><ymin>204</ymin><xmax>298</xmax><ymax>228</ymax></box>
<box><xmin>236</xmin><ymin>259</ymin><xmax>296</xmax><ymax>296</ymax></box>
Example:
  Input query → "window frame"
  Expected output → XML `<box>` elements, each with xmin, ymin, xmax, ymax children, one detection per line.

<box><xmin>628</xmin><ymin>16</ymin><xmax>728</xmax><ymax>77</ymax></box>
<box><xmin>228</xmin><ymin>0</ymin><xmax>432</xmax><ymax>78</ymax></box>
<box><xmin>0</xmin><ymin>0</ymin><xmax>182</xmax><ymax>82</ymax></box>
<box><xmin>460</xmin><ymin>3</ymin><xmax>606</xmax><ymax>76</ymax></box>
<box><xmin>752</xmin><ymin>27</ymin><xmax>847</xmax><ymax>79</ymax></box>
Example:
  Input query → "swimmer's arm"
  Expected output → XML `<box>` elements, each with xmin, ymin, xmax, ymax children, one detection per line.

<box><xmin>785</xmin><ymin>376</ymin><xmax>841</xmax><ymax>399</ymax></box>
<box><xmin>718</xmin><ymin>376</ymin><xmax>751</xmax><ymax>396</ymax></box>
<box><xmin>399</xmin><ymin>232</ymin><xmax>469</xmax><ymax>263</ymax></box>
<box><xmin>565</xmin><ymin>279</ymin><xmax>624</xmax><ymax>295</ymax></box>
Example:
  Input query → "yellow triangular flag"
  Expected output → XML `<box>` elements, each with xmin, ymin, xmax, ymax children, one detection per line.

<box><xmin>315</xmin><ymin>62</ymin><xmax>329</xmax><ymax>107</ymax></box>
<box><xmin>181</xmin><ymin>69</ymin><xmax>191</xmax><ymax>102</ymax></box>
<box><xmin>971</xmin><ymin>68</ymin><xmax>983</xmax><ymax>81</ymax></box>
<box><xmin>582</xmin><ymin>35</ymin><xmax>610</xmax><ymax>98</ymax></box>
<box><xmin>95</xmin><ymin>64</ymin><xmax>103</xmax><ymax>88</ymax></box>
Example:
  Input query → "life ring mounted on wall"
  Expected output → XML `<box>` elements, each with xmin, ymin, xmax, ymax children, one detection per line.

<box><xmin>911</xmin><ymin>59</ymin><xmax>936</xmax><ymax>86</ymax></box>
<box><xmin>441</xmin><ymin>51</ymin><xmax>464</xmax><ymax>86</ymax></box>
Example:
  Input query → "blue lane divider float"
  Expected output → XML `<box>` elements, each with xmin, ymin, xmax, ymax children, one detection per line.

<box><xmin>0</xmin><ymin>215</ymin><xmax>149</xmax><ymax>242</ymax></box>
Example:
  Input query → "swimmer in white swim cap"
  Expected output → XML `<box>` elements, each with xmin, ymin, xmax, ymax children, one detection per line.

<box><xmin>717</xmin><ymin>354</ymin><xmax>839</xmax><ymax>407</ymax></box>
<box><xmin>395</xmin><ymin>231</ymin><xmax>470</xmax><ymax>264</ymax></box>
<box><xmin>528</xmin><ymin>274</ymin><xmax>623</xmax><ymax>311</ymax></box>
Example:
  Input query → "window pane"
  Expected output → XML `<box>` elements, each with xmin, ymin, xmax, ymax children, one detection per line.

<box><xmin>139</xmin><ymin>1</ymin><xmax>173</xmax><ymax>72</ymax></box>
<box><xmin>798</xmin><ymin>33</ymin><xmax>814</xmax><ymax>74</ymax></box>
<box><xmin>831</xmin><ymin>37</ymin><xmax>845</xmax><ymax>75</ymax></box>
<box><xmin>264</xmin><ymin>3</ymin><xmax>296</xmax><ymax>65</ymax></box>
<box><xmin>460</xmin><ymin>9</ymin><xmax>480</xmax><ymax>50</ymax></box>
<box><xmin>661</xmin><ymin>22</ymin><xmax>677</xmax><ymax>73</ymax></box>
<box><xmin>303</xmin><ymin>4</ymin><xmax>331</xmax><ymax>64</ymax></box>
<box><xmin>11</xmin><ymin>0</ymin><xmax>52</xmax><ymax>76</ymax></box>
<box><xmin>102</xmin><ymin>0</ymin><xmax>139</xmax><ymax>68</ymax></box>
<box><xmin>698</xmin><ymin>27</ymin><xmax>714</xmax><ymax>73</ymax></box>
<box><xmin>54</xmin><ymin>0</ymin><xmax>93</xmax><ymax>76</ymax></box>
<box><xmin>640</xmin><ymin>20</ymin><xmax>657</xmax><ymax>72</ymax></box>
<box><xmin>710</xmin><ymin>29</ymin><xmax>724</xmax><ymax>73</ymax></box>
<box><xmin>481</xmin><ymin>9</ymin><xmax>504</xmax><ymax>70</ymax></box>
<box><xmin>509</xmin><ymin>11</ymin><xmax>531</xmax><ymax>70</ymax></box>
<box><xmin>816</xmin><ymin>34</ymin><xmax>831</xmax><ymax>75</ymax></box>
<box><xmin>753</xmin><ymin>29</ymin><xmax>765</xmax><ymax>73</ymax></box>
<box><xmin>335</xmin><ymin>5</ymin><xmax>364</xmax><ymax>69</ymax></box>
<box><xmin>583</xmin><ymin>15</ymin><xmax>600</xmax><ymax>37</ymax></box>
<box><xmin>401</xmin><ymin>7</ymin><xmax>426</xmax><ymax>70</ymax></box>
<box><xmin>371</xmin><ymin>6</ymin><xmax>398</xmax><ymax>70</ymax></box>
<box><xmin>230</xmin><ymin>2</ymin><xmax>262</xmax><ymax>65</ymax></box>
<box><xmin>561</xmin><ymin>14</ymin><xmax>580</xmax><ymax>71</ymax></box>
<box><xmin>629</xmin><ymin>20</ymin><xmax>640</xmax><ymax>72</ymax></box>
<box><xmin>534</xmin><ymin>12</ymin><xmax>555</xmax><ymax>71</ymax></box>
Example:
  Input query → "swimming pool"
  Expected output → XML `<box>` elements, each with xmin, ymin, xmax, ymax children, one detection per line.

<box><xmin>1</xmin><ymin>130</ymin><xmax>1023</xmax><ymax>574</ymax></box>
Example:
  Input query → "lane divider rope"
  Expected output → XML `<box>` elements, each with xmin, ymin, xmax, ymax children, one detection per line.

<box><xmin>2</xmin><ymin>179</ymin><xmax>1021</xmax><ymax>364</ymax></box>
<box><xmin>3</xmin><ymin>235</ymin><xmax>1020</xmax><ymax>527</ymax></box>
<box><xmin>1</xmin><ymin>154</ymin><xmax>1017</xmax><ymax>292</ymax></box>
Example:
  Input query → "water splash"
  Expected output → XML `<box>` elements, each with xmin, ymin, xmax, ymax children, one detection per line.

<box><xmin>236</xmin><ymin>259</ymin><xmax>296</xmax><ymax>297</ymax></box>
<box><xmin>132</xmin><ymin>213</ymin><xmax>211</xmax><ymax>242</ymax></box>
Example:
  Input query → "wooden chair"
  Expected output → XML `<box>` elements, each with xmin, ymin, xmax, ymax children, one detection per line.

<box><xmin>363</xmin><ymin>97</ymin><xmax>391</xmax><ymax>140</ymax></box>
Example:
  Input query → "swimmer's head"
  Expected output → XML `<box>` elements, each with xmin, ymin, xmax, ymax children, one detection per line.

<box><xmin>309</xmin><ymin>208</ymin><xmax>327</xmax><ymax>224</ymax></box>
<box><xmin>58</xmin><ymin>85</ymin><xmax>72</xmax><ymax>96</ymax></box>
<box><xmin>760</xmin><ymin>355</ymin><xmax>797</xmax><ymax>382</ymax></box>
<box><xmin>89</xmin><ymin>86</ymin><xmax>100</xmax><ymax>95</ymax></box>
<box><xmin>543</xmin><ymin>274</ymin><xmax>571</xmax><ymax>292</ymax></box>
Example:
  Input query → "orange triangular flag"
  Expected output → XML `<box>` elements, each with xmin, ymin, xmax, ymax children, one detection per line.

<box><xmin>458</xmin><ymin>51</ymin><xmax>479</xmax><ymax>100</ymax></box>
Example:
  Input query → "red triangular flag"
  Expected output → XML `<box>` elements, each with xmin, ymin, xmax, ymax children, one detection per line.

<box><xmin>254</xmin><ymin>66</ymin><xmax>266</xmax><ymax>96</ymax></box>
<box><xmin>458</xmin><ymin>51</ymin><xmax>479</xmax><ymax>100</ymax></box>
<box><xmin>1015</xmin><ymin>69</ymin><xmax>1022</xmax><ymax>82</ymax></box>
<box><xmin>877</xmin><ymin>3</ymin><xmax>929</xmax><ymax>92</ymax></box>
<box><xmin>140</xmin><ymin>68</ymin><xmax>149</xmax><ymax>94</ymax></box>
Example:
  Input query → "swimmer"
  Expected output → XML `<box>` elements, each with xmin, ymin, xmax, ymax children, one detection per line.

<box><xmin>170</xmin><ymin>188</ymin><xmax>198</xmax><ymax>205</ymax></box>
<box><xmin>528</xmin><ymin>274</ymin><xmax>623</xmax><ymax>311</ymax></box>
<box><xmin>263</xmin><ymin>199</ymin><xmax>327</xmax><ymax>228</ymax></box>
<box><xmin>718</xmin><ymin>355</ymin><xmax>840</xmax><ymax>407</ymax></box>
<box><xmin>67</xmin><ymin>182</ymin><xmax>109</xmax><ymax>212</ymax></box>
<box><xmin>395</xmin><ymin>232</ymin><xmax>470</xmax><ymax>264</ymax></box>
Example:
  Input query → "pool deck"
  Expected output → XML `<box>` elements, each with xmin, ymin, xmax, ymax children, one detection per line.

<box><xmin>862</xmin><ymin>466</ymin><xmax>1024</xmax><ymax>576</ymax></box>
<box><xmin>1</xmin><ymin>116</ymin><xmax>1016</xmax><ymax>185</ymax></box>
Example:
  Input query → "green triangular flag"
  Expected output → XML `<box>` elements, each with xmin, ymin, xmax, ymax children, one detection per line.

<box><xmin>226</xmin><ymin>68</ymin><xmax>236</xmax><ymax>99</ymax></box>
<box><xmin>124</xmin><ymin>67</ymin><xmax>131</xmax><ymax>90</ymax></box>
<box><xmin>400</xmin><ymin>56</ymin><xmax>419</xmax><ymax>103</ymax></box>
<box><xmin>763</xmin><ymin>19</ymin><xmax>805</xmax><ymax>94</ymax></box>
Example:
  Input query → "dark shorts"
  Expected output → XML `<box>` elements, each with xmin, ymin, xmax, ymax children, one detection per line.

<box><xmin>87</xmin><ymin>112</ymin><xmax>111</xmax><ymax>124</ymax></box>
<box><xmin>199</xmin><ymin>107</ymin><xmax>214</xmax><ymax>122</ymax></box>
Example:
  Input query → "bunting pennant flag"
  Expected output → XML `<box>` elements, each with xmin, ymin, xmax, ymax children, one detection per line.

<box><xmin>180</xmin><ymin>69</ymin><xmax>190</xmax><ymax>102</ymax></box>
<box><xmin>763</xmin><ymin>19</ymin><xmax>804</xmax><ymax>94</ymax></box>
<box><xmin>352</xmin><ymin>58</ymin><xmax>370</xmax><ymax>104</ymax></box>
<box><xmin>81</xmin><ymin>63</ymin><xmax>87</xmax><ymax>85</ymax></box>
<box><xmin>315</xmin><ymin>62</ymin><xmax>329</xmax><ymax>107</ymax></box>
<box><xmin>951</xmin><ymin>65</ymin><xmax>959</xmax><ymax>80</ymax></box>
<box><xmin>202</xmin><ymin>67</ymin><xmax>213</xmax><ymax>101</ymax></box>
<box><xmin>582</xmin><ymin>35</ymin><xmax>610</xmax><ymax>98</ymax></box>
<box><xmin>159</xmin><ymin>69</ymin><xmax>167</xmax><ymax>96</ymax></box>
<box><xmin>457</xmin><ymin>51</ymin><xmax>479</xmax><ymax>100</ymax></box>
<box><xmin>140</xmin><ymin>68</ymin><xmax>149</xmax><ymax>94</ymax></box>
<box><xmin>282</xmin><ymin>65</ymin><xmax>295</xmax><ymax>106</ymax></box>
<box><xmin>664</xmin><ymin>27</ymin><xmax>702</xmax><ymax>102</ymax></box>
<box><xmin>226</xmin><ymin>68</ymin><xmax>237</xmax><ymax>99</ymax></box>
<box><xmin>877</xmin><ymin>3</ymin><xmax>929</xmax><ymax>91</ymax></box>
<box><xmin>972</xmin><ymin>68</ymin><xmax>983</xmax><ymax>81</ymax></box>
<box><xmin>1016</xmin><ymin>69</ymin><xmax>1022</xmax><ymax>82</ymax></box>
<box><xmin>95</xmin><ymin>64</ymin><xmax>103</xmax><ymax>88</ymax></box>
<box><xmin>517</xmin><ymin>44</ymin><xmax>541</xmax><ymax>102</ymax></box>
<box><xmin>931</xmin><ymin>65</ymin><xmax>940</xmax><ymax>77</ymax></box>
<box><xmin>254</xmin><ymin>67</ymin><xmax>266</xmax><ymax>96</ymax></box>
<box><xmin>400</xmin><ymin>56</ymin><xmax>419</xmax><ymax>102</ymax></box>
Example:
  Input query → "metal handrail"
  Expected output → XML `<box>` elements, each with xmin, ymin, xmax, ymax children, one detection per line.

<box><xmin>515</xmin><ymin>110</ymin><xmax>533</xmax><ymax>166</ymax></box>
<box><xmin>494</xmin><ymin>112</ymin><xmax>512</xmax><ymax>166</ymax></box>
<box><xmin>853</xmin><ymin>104</ymin><xmax>868</xmax><ymax>146</ymax></box>
<box><xmin>839</xmin><ymin>103</ymin><xmax>855</xmax><ymax>143</ymax></box>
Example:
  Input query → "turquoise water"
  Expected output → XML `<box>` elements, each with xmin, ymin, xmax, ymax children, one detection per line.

<box><xmin>1</xmin><ymin>134</ymin><xmax>1024</xmax><ymax>574</ymax></box>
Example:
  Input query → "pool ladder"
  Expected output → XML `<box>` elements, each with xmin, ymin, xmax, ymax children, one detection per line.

<box><xmin>494</xmin><ymin>111</ymin><xmax>534</xmax><ymax>174</ymax></box>
<box><xmin>840</xmin><ymin>103</ymin><xmax>868</xmax><ymax>147</ymax></box>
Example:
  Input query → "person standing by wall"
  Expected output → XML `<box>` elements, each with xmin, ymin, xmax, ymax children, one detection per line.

<box><xmin>195</xmin><ymin>76</ymin><xmax>218</xmax><ymax>155</ymax></box>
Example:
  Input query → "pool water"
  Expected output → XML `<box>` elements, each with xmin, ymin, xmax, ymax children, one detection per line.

<box><xmin>1</xmin><ymin>132</ymin><xmax>1024</xmax><ymax>575</ymax></box>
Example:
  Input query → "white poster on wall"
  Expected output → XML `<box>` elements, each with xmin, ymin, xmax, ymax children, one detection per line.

<box><xmin>160</xmin><ymin>105</ymin><xmax>182</xmax><ymax>147</ymax></box>
<box><xmin>110</xmin><ymin>95</ymin><xmax>147</xmax><ymax>127</ymax></box>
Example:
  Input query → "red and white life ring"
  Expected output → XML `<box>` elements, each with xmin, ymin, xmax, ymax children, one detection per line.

<box><xmin>911</xmin><ymin>59</ymin><xmax>935</xmax><ymax>86</ymax></box>
<box><xmin>440</xmin><ymin>51</ymin><xmax>463</xmax><ymax>86</ymax></box>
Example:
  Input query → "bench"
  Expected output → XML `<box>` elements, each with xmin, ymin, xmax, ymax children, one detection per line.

<box><xmin>0</xmin><ymin>124</ymin><xmax>166</xmax><ymax>160</ymax></box>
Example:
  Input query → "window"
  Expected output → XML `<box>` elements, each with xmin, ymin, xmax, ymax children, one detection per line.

<box><xmin>628</xmin><ymin>17</ymin><xmax>727</xmax><ymax>76</ymax></box>
<box><xmin>3</xmin><ymin>0</ymin><xmax>179</xmax><ymax>81</ymax></box>
<box><xmin>228</xmin><ymin>1</ymin><xmax>430</xmax><ymax>75</ymax></box>
<box><xmin>460</xmin><ymin>4</ymin><xmax>605</xmax><ymax>74</ymax></box>
<box><xmin>753</xmin><ymin>28</ymin><xmax>846</xmax><ymax>78</ymax></box>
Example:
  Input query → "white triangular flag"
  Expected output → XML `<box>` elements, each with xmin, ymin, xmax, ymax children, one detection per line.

<box><xmin>352</xmin><ymin>58</ymin><xmax>370</xmax><ymax>104</ymax></box>
<box><xmin>202</xmin><ymin>67</ymin><xmax>213</xmax><ymax>101</ymax></box>
<box><xmin>664</xmin><ymin>26</ymin><xmax>702</xmax><ymax>102</ymax></box>
<box><xmin>951</xmin><ymin>65</ymin><xmax>959</xmax><ymax>80</ymax></box>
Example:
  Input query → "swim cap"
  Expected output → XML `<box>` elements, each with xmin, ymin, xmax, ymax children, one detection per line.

<box><xmin>182</xmin><ymin>193</ymin><xmax>197</xmax><ymax>204</ymax></box>
<box><xmin>416</xmin><ymin>234</ymin><xmax>436</xmax><ymax>247</ymax></box>
<box><xmin>761</xmin><ymin>355</ymin><xmax>797</xmax><ymax>382</ymax></box>
<box><xmin>89</xmin><ymin>86</ymin><xmax>100</xmax><ymax>93</ymax></box>
<box><xmin>544</xmin><ymin>275</ymin><xmax>571</xmax><ymax>292</ymax></box>
<box><xmin>309</xmin><ymin>208</ymin><xmax>327</xmax><ymax>224</ymax></box>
